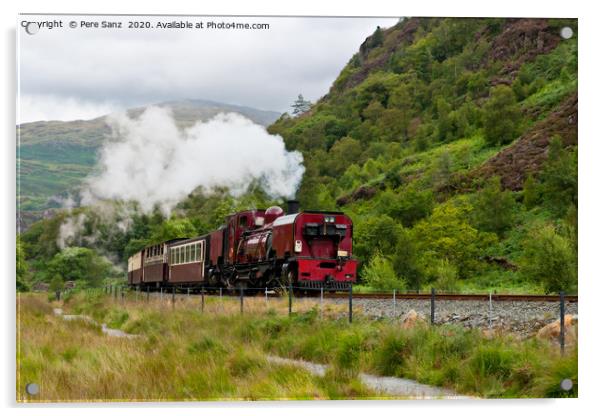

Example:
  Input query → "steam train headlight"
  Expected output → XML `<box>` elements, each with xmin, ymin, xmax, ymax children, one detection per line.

<box><xmin>345</xmin><ymin>274</ymin><xmax>353</xmax><ymax>279</ymax></box>
<box><xmin>324</xmin><ymin>215</ymin><xmax>335</xmax><ymax>223</ymax></box>
<box><xmin>294</xmin><ymin>240</ymin><xmax>302</xmax><ymax>253</ymax></box>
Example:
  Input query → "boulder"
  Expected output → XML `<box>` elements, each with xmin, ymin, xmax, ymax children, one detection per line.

<box><xmin>401</xmin><ymin>309</ymin><xmax>425</xmax><ymax>329</ymax></box>
<box><xmin>537</xmin><ymin>315</ymin><xmax>578</xmax><ymax>341</ymax></box>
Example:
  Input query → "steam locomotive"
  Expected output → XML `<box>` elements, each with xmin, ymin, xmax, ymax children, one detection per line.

<box><xmin>127</xmin><ymin>201</ymin><xmax>357</xmax><ymax>291</ymax></box>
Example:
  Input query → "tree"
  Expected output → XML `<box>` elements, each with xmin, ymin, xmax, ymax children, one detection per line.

<box><xmin>379</xmin><ymin>186</ymin><xmax>434</xmax><ymax>227</ymax></box>
<box><xmin>327</xmin><ymin>137</ymin><xmax>363</xmax><ymax>176</ymax></box>
<box><xmin>522</xmin><ymin>174</ymin><xmax>540</xmax><ymax>210</ymax></box>
<box><xmin>370</xmin><ymin>26</ymin><xmax>384</xmax><ymax>48</ymax></box>
<box><xmin>16</xmin><ymin>236</ymin><xmax>30</xmax><ymax>292</ymax></box>
<box><xmin>539</xmin><ymin>136</ymin><xmax>577</xmax><ymax>216</ymax></box>
<box><xmin>472</xmin><ymin>176</ymin><xmax>516</xmax><ymax>236</ymax></box>
<box><xmin>149</xmin><ymin>218</ymin><xmax>196</xmax><ymax>243</ymax></box>
<box><xmin>291</xmin><ymin>94</ymin><xmax>312</xmax><ymax>116</ymax></box>
<box><xmin>432</xmin><ymin>151</ymin><xmax>452</xmax><ymax>188</ymax></box>
<box><xmin>482</xmin><ymin>85</ymin><xmax>522</xmax><ymax>146</ymax></box>
<box><xmin>354</xmin><ymin>214</ymin><xmax>404</xmax><ymax>261</ymax></box>
<box><xmin>520</xmin><ymin>223</ymin><xmax>577</xmax><ymax>293</ymax></box>
<box><xmin>49</xmin><ymin>275</ymin><xmax>64</xmax><ymax>293</ymax></box>
<box><xmin>411</xmin><ymin>201</ymin><xmax>495</xmax><ymax>279</ymax></box>
<box><xmin>47</xmin><ymin>247</ymin><xmax>113</xmax><ymax>287</ymax></box>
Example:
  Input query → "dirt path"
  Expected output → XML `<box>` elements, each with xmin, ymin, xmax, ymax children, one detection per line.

<box><xmin>266</xmin><ymin>355</ymin><xmax>472</xmax><ymax>399</ymax></box>
<box><xmin>53</xmin><ymin>308</ymin><xmax>138</xmax><ymax>339</ymax></box>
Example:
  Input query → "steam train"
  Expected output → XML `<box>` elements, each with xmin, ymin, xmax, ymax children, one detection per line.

<box><xmin>127</xmin><ymin>201</ymin><xmax>357</xmax><ymax>291</ymax></box>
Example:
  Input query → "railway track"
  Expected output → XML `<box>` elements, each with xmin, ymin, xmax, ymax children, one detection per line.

<box><xmin>324</xmin><ymin>292</ymin><xmax>578</xmax><ymax>302</ymax></box>
<box><xmin>127</xmin><ymin>286</ymin><xmax>577</xmax><ymax>303</ymax></box>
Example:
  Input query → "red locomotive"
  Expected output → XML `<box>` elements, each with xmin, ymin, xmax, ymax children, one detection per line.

<box><xmin>127</xmin><ymin>201</ymin><xmax>357</xmax><ymax>291</ymax></box>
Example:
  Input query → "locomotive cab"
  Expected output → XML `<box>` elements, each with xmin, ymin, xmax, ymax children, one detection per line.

<box><xmin>273</xmin><ymin>210</ymin><xmax>357</xmax><ymax>289</ymax></box>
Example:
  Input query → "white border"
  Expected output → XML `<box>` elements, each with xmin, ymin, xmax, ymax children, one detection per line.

<box><xmin>3</xmin><ymin>1</ymin><xmax>599</xmax><ymax>415</ymax></box>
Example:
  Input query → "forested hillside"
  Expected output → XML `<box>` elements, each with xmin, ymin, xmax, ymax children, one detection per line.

<box><xmin>267</xmin><ymin>17</ymin><xmax>578</xmax><ymax>293</ymax></box>
<box><xmin>18</xmin><ymin>17</ymin><xmax>578</xmax><ymax>294</ymax></box>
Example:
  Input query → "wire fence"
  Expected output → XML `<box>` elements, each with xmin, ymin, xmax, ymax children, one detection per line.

<box><xmin>64</xmin><ymin>284</ymin><xmax>576</xmax><ymax>355</ymax></box>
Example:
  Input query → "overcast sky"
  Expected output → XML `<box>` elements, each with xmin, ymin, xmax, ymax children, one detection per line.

<box><xmin>18</xmin><ymin>15</ymin><xmax>398</xmax><ymax>123</ymax></box>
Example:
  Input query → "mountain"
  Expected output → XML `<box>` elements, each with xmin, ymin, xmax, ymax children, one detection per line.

<box><xmin>17</xmin><ymin>100</ymin><xmax>281</xmax><ymax>226</ymax></box>
<box><xmin>267</xmin><ymin>17</ymin><xmax>578</xmax><ymax>293</ymax></box>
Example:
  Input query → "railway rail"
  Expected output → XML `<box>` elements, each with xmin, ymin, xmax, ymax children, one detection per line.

<box><xmin>324</xmin><ymin>292</ymin><xmax>578</xmax><ymax>302</ymax></box>
<box><xmin>126</xmin><ymin>285</ymin><xmax>577</xmax><ymax>303</ymax></box>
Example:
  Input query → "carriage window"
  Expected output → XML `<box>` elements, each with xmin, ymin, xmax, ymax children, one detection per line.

<box><xmin>239</xmin><ymin>216</ymin><xmax>248</xmax><ymax>227</ymax></box>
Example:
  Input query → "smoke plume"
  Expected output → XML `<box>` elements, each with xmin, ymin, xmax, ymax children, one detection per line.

<box><xmin>81</xmin><ymin>107</ymin><xmax>304</xmax><ymax>213</ymax></box>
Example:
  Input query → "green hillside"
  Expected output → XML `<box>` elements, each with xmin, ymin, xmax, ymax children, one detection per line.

<box><xmin>266</xmin><ymin>17</ymin><xmax>578</xmax><ymax>293</ymax></box>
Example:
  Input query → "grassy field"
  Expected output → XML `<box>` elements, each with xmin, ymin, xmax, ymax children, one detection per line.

<box><xmin>16</xmin><ymin>292</ymin><xmax>577</xmax><ymax>402</ymax></box>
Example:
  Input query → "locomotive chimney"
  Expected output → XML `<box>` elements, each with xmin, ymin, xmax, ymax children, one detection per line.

<box><xmin>286</xmin><ymin>200</ymin><xmax>300</xmax><ymax>215</ymax></box>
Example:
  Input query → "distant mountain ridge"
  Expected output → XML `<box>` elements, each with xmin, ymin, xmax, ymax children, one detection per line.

<box><xmin>17</xmin><ymin>99</ymin><xmax>282</xmax><ymax>227</ymax></box>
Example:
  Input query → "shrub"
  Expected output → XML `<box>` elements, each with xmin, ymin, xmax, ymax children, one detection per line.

<box><xmin>469</xmin><ymin>344</ymin><xmax>516</xmax><ymax>378</ymax></box>
<box><xmin>538</xmin><ymin>136</ymin><xmax>577</xmax><ymax>217</ymax></box>
<box><xmin>361</xmin><ymin>252</ymin><xmax>406</xmax><ymax>291</ymax></box>
<box><xmin>333</xmin><ymin>331</ymin><xmax>365</xmax><ymax>379</ymax></box>
<box><xmin>522</xmin><ymin>174</ymin><xmax>540</xmax><ymax>209</ymax></box>
<box><xmin>482</xmin><ymin>85</ymin><xmax>523</xmax><ymax>146</ymax></box>
<box><xmin>472</xmin><ymin>176</ymin><xmax>516</xmax><ymax>235</ymax></box>
<box><xmin>372</xmin><ymin>331</ymin><xmax>409</xmax><ymax>376</ymax></box>
<box><xmin>430</xmin><ymin>259</ymin><xmax>460</xmax><ymax>292</ymax></box>
<box><xmin>520</xmin><ymin>223</ymin><xmax>577</xmax><ymax>293</ymax></box>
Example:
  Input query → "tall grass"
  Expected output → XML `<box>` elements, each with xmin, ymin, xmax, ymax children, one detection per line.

<box><xmin>17</xmin><ymin>292</ymin><xmax>577</xmax><ymax>401</ymax></box>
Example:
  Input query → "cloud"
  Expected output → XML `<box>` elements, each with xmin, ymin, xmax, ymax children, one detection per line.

<box><xmin>81</xmin><ymin>106</ymin><xmax>305</xmax><ymax>213</ymax></box>
<box><xmin>18</xmin><ymin>16</ymin><xmax>398</xmax><ymax>122</ymax></box>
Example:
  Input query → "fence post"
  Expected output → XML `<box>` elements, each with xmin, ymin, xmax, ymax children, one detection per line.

<box><xmin>240</xmin><ymin>286</ymin><xmax>244</xmax><ymax>315</ymax></box>
<box><xmin>320</xmin><ymin>287</ymin><xmax>324</xmax><ymax>320</ymax></box>
<box><xmin>121</xmin><ymin>286</ymin><xmax>125</xmax><ymax>302</ymax></box>
<box><xmin>560</xmin><ymin>291</ymin><xmax>565</xmax><ymax>355</ymax></box>
<box><xmin>393</xmin><ymin>289</ymin><xmax>396</xmax><ymax>317</ymax></box>
<box><xmin>187</xmin><ymin>287</ymin><xmax>190</xmax><ymax>299</ymax></box>
<box><xmin>488</xmin><ymin>291</ymin><xmax>493</xmax><ymax>330</ymax></box>
<box><xmin>219</xmin><ymin>287</ymin><xmax>223</xmax><ymax>311</ymax></box>
<box><xmin>348</xmin><ymin>284</ymin><xmax>353</xmax><ymax>324</ymax></box>
<box><xmin>265</xmin><ymin>287</ymin><xmax>268</xmax><ymax>307</ymax></box>
<box><xmin>201</xmin><ymin>287</ymin><xmax>205</xmax><ymax>313</ymax></box>
<box><xmin>288</xmin><ymin>282</ymin><xmax>293</xmax><ymax>316</ymax></box>
<box><xmin>430</xmin><ymin>287</ymin><xmax>435</xmax><ymax>325</ymax></box>
<box><xmin>160</xmin><ymin>287</ymin><xmax>163</xmax><ymax>301</ymax></box>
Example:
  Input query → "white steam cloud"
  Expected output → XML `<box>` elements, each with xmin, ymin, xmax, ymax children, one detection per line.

<box><xmin>81</xmin><ymin>107</ymin><xmax>304</xmax><ymax>213</ymax></box>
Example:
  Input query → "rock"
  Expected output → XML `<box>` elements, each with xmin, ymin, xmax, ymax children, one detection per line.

<box><xmin>401</xmin><ymin>309</ymin><xmax>425</xmax><ymax>329</ymax></box>
<box><xmin>536</xmin><ymin>315</ymin><xmax>576</xmax><ymax>340</ymax></box>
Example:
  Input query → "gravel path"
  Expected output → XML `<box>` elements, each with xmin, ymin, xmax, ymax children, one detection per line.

<box><xmin>266</xmin><ymin>355</ymin><xmax>471</xmax><ymax>399</ymax></box>
<box><xmin>53</xmin><ymin>308</ymin><xmax>138</xmax><ymax>339</ymax></box>
<box><xmin>327</xmin><ymin>298</ymin><xmax>578</xmax><ymax>338</ymax></box>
